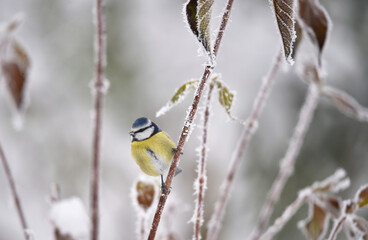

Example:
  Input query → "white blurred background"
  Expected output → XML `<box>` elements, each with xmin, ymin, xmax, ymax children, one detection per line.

<box><xmin>0</xmin><ymin>0</ymin><xmax>367</xmax><ymax>239</ymax></box>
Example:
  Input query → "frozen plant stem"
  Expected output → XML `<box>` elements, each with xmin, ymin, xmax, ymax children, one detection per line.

<box><xmin>193</xmin><ymin>81</ymin><xmax>215</xmax><ymax>240</ymax></box>
<box><xmin>140</xmin><ymin>216</ymin><xmax>146</xmax><ymax>240</ymax></box>
<box><xmin>206</xmin><ymin>49</ymin><xmax>282</xmax><ymax>240</ymax></box>
<box><xmin>250</xmin><ymin>83</ymin><xmax>320</xmax><ymax>240</ymax></box>
<box><xmin>327</xmin><ymin>216</ymin><xmax>346</xmax><ymax>240</ymax></box>
<box><xmin>0</xmin><ymin>142</ymin><xmax>30</xmax><ymax>240</ymax></box>
<box><xmin>147</xmin><ymin>0</ymin><xmax>235</xmax><ymax>239</ymax></box>
<box><xmin>258</xmin><ymin>194</ymin><xmax>307</xmax><ymax>240</ymax></box>
<box><xmin>90</xmin><ymin>0</ymin><xmax>106</xmax><ymax>239</ymax></box>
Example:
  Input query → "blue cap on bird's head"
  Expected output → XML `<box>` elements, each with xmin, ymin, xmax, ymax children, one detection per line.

<box><xmin>132</xmin><ymin>117</ymin><xmax>151</xmax><ymax>130</ymax></box>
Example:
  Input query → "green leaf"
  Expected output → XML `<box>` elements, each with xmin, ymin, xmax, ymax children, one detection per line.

<box><xmin>185</xmin><ymin>0</ymin><xmax>214</xmax><ymax>57</ymax></box>
<box><xmin>214</xmin><ymin>77</ymin><xmax>235</xmax><ymax>117</ymax></box>
<box><xmin>156</xmin><ymin>80</ymin><xmax>199</xmax><ymax>117</ymax></box>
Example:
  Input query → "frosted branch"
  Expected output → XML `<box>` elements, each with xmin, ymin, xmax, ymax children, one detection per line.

<box><xmin>90</xmin><ymin>0</ymin><xmax>107</xmax><ymax>239</ymax></box>
<box><xmin>192</xmin><ymin>81</ymin><xmax>215</xmax><ymax>240</ymax></box>
<box><xmin>250</xmin><ymin>83</ymin><xmax>320</xmax><ymax>240</ymax></box>
<box><xmin>147</xmin><ymin>0</ymin><xmax>236</xmax><ymax>239</ymax></box>
<box><xmin>0</xmin><ymin>142</ymin><xmax>30</xmax><ymax>240</ymax></box>
<box><xmin>327</xmin><ymin>216</ymin><xmax>346</xmax><ymax>240</ymax></box>
<box><xmin>206</xmin><ymin>49</ymin><xmax>283</xmax><ymax>240</ymax></box>
<box><xmin>259</xmin><ymin>194</ymin><xmax>307</xmax><ymax>240</ymax></box>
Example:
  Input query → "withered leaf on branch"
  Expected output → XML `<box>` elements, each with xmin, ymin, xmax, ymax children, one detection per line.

<box><xmin>1</xmin><ymin>39</ymin><xmax>30</xmax><ymax>110</ymax></box>
<box><xmin>301</xmin><ymin>203</ymin><xmax>329</xmax><ymax>240</ymax></box>
<box><xmin>356</xmin><ymin>185</ymin><xmax>368</xmax><ymax>209</ymax></box>
<box><xmin>185</xmin><ymin>0</ymin><xmax>214</xmax><ymax>57</ymax></box>
<box><xmin>298</xmin><ymin>0</ymin><xmax>330</xmax><ymax>64</ymax></box>
<box><xmin>271</xmin><ymin>0</ymin><xmax>296</xmax><ymax>64</ymax></box>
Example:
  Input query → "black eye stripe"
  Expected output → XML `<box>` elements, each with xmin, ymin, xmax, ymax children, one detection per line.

<box><xmin>133</xmin><ymin>125</ymin><xmax>153</xmax><ymax>134</ymax></box>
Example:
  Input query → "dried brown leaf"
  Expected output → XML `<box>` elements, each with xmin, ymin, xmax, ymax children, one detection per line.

<box><xmin>272</xmin><ymin>0</ymin><xmax>296</xmax><ymax>64</ymax></box>
<box><xmin>356</xmin><ymin>185</ymin><xmax>368</xmax><ymax>209</ymax></box>
<box><xmin>298</xmin><ymin>0</ymin><xmax>330</xmax><ymax>64</ymax></box>
<box><xmin>304</xmin><ymin>203</ymin><xmax>329</xmax><ymax>240</ymax></box>
<box><xmin>136</xmin><ymin>181</ymin><xmax>155</xmax><ymax>211</ymax></box>
<box><xmin>1</xmin><ymin>39</ymin><xmax>30</xmax><ymax>110</ymax></box>
<box><xmin>2</xmin><ymin>62</ymin><xmax>26</xmax><ymax>109</ymax></box>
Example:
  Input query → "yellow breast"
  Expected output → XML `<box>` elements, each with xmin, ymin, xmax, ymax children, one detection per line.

<box><xmin>131</xmin><ymin>131</ymin><xmax>176</xmax><ymax>176</ymax></box>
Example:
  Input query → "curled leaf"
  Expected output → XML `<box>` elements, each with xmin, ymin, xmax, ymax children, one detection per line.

<box><xmin>301</xmin><ymin>203</ymin><xmax>329</xmax><ymax>240</ymax></box>
<box><xmin>185</xmin><ymin>0</ymin><xmax>214</xmax><ymax>57</ymax></box>
<box><xmin>156</xmin><ymin>80</ymin><xmax>199</xmax><ymax>117</ymax></box>
<box><xmin>213</xmin><ymin>76</ymin><xmax>235</xmax><ymax>118</ymax></box>
<box><xmin>322</xmin><ymin>86</ymin><xmax>368</xmax><ymax>122</ymax></box>
<box><xmin>298</xmin><ymin>0</ymin><xmax>330</xmax><ymax>64</ymax></box>
<box><xmin>1</xmin><ymin>38</ymin><xmax>29</xmax><ymax>110</ymax></box>
<box><xmin>356</xmin><ymin>184</ymin><xmax>368</xmax><ymax>209</ymax></box>
<box><xmin>271</xmin><ymin>0</ymin><xmax>296</xmax><ymax>64</ymax></box>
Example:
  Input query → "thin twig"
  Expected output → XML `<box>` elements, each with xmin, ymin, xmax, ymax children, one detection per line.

<box><xmin>193</xmin><ymin>81</ymin><xmax>215</xmax><ymax>240</ymax></box>
<box><xmin>140</xmin><ymin>216</ymin><xmax>146</xmax><ymax>240</ymax></box>
<box><xmin>250</xmin><ymin>83</ymin><xmax>320</xmax><ymax>240</ymax></box>
<box><xmin>0</xmin><ymin>142</ymin><xmax>30</xmax><ymax>240</ymax></box>
<box><xmin>206</xmin><ymin>49</ymin><xmax>282</xmax><ymax>240</ymax></box>
<box><xmin>90</xmin><ymin>0</ymin><xmax>106</xmax><ymax>239</ymax></box>
<box><xmin>258</xmin><ymin>194</ymin><xmax>307</xmax><ymax>240</ymax></box>
<box><xmin>147</xmin><ymin>1</ymin><xmax>235</xmax><ymax>239</ymax></box>
<box><xmin>327</xmin><ymin>216</ymin><xmax>346</xmax><ymax>240</ymax></box>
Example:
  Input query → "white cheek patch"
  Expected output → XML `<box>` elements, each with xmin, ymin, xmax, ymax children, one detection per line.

<box><xmin>135</xmin><ymin>126</ymin><xmax>154</xmax><ymax>141</ymax></box>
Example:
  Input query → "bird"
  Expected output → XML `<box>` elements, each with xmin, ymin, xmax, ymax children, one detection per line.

<box><xmin>130</xmin><ymin>117</ymin><xmax>182</xmax><ymax>192</ymax></box>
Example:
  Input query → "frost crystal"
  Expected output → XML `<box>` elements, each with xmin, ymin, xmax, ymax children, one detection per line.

<box><xmin>49</xmin><ymin>197</ymin><xmax>90</xmax><ymax>239</ymax></box>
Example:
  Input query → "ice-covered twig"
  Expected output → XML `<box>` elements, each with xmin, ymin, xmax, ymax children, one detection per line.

<box><xmin>147</xmin><ymin>0</ymin><xmax>235</xmax><ymax>239</ymax></box>
<box><xmin>90</xmin><ymin>0</ymin><xmax>107</xmax><ymax>239</ymax></box>
<box><xmin>193</xmin><ymin>81</ymin><xmax>215</xmax><ymax>240</ymax></box>
<box><xmin>206</xmin><ymin>49</ymin><xmax>282</xmax><ymax>240</ymax></box>
<box><xmin>259</xmin><ymin>168</ymin><xmax>349</xmax><ymax>240</ymax></box>
<box><xmin>0</xmin><ymin>142</ymin><xmax>30</xmax><ymax>240</ymax></box>
<box><xmin>259</xmin><ymin>193</ymin><xmax>307</xmax><ymax>240</ymax></box>
<box><xmin>327</xmin><ymin>216</ymin><xmax>346</xmax><ymax>240</ymax></box>
<box><xmin>322</xmin><ymin>86</ymin><xmax>368</xmax><ymax>122</ymax></box>
<box><xmin>250</xmin><ymin>83</ymin><xmax>320</xmax><ymax>240</ymax></box>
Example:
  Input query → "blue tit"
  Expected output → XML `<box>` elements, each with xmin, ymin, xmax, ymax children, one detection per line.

<box><xmin>130</xmin><ymin>117</ymin><xmax>182</xmax><ymax>191</ymax></box>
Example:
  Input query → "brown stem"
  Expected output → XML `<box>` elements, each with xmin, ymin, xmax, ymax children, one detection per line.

<box><xmin>0</xmin><ymin>142</ymin><xmax>30</xmax><ymax>240</ymax></box>
<box><xmin>193</xmin><ymin>81</ymin><xmax>215</xmax><ymax>240</ymax></box>
<box><xmin>206</xmin><ymin>49</ymin><xmax>282</xmax><ymax>240</ymax></box>
<box><xmin>90</xmin><ymin>0</ymin><xmax>106</xmax><ymax>239</ymax></box>
<box><xmin>147</xmin><ymin>1</ymin><xmax>235</xmax><ymax>239</ymax></box>
<box><xmin>327</xmin><ymin>216</ymin><xmax>346</xmax><ymax>240</ymax></box>
<box><xmin>251</xmin><ymin>83</ymin><xmax>320</xmax><ymax>240</ymax></box>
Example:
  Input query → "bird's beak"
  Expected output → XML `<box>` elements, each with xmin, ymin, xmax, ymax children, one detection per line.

<box><xmin>129</xmin><ymin>131</ymin><xmax>134</xmax><ymax>136</ymax></box>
